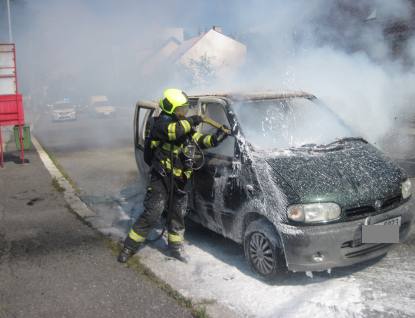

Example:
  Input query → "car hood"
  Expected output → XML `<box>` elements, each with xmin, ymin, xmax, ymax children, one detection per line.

<box><xmin>265</xmin><ymin>144</ymin><xmax>406</xmax><ymax>207</ymax></box>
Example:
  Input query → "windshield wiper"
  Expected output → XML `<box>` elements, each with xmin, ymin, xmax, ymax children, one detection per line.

<box><xmin>294</xmin><ymin>137</ymin><xmax>366</xmax><ymax>153</ymax></box>
<box><xmin>325</xmin><ymin>137</ymin><xmax>367</xmax><ymax>147</ymax></box>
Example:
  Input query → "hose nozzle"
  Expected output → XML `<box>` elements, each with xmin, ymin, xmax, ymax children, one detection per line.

<box><xmin>200</xmin><ymin>114</ymin><xmax>231</xmax><ymax>134</ymax></box>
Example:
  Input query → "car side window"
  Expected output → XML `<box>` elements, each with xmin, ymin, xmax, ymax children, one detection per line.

<box><xmin>200</xmin><ymin>103</ymin><xmax>234</xmax><ymax>157</ymax></box>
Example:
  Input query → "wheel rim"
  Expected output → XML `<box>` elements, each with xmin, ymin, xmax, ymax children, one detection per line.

<box><xmin>249</xmin><ymin>232</ymin><xmax>275</xmax><ymax>275</ymax></box>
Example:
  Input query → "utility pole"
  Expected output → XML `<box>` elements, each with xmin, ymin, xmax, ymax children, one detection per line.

<box><xmin>30</xmin><ymin>26</ymin><xmax>36</xmax><ymax>113</ymax></box>
<box><xmin>7</xmin><ymin>0</ymin><xmax>13</xmax><ymax>43</ymax></box>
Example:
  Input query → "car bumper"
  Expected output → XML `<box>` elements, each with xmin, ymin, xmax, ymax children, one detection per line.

<box><xmin>91</xmin><ymin>107</ymin><xmax>116</xmax><ymax>117</ymax></box>
<box><xmin>97</xmin><ymin>111</ymin><xmax>115</xmax><ymax>116</ymax></box>
<box><xmin>53</xmin><ymin>114</ymin><xmax>76</xmax><ymax>121</ymax></box>
<box><xmin>282</xmin><ymin>197</ymin><xmax>415</xmax><ymax>272</ymax></box>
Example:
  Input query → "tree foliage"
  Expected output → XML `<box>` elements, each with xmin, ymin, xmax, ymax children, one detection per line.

<box><xmin>179</xmin><ymin>52</ymin><xmax>226</xmax><ymax>90</ymax></box>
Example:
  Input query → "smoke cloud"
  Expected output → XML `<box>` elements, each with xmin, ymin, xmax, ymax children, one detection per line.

<box><xmin>1</xmin><ymin>0</ymin><xmax>414</xmax><ymax>155</ymax></box>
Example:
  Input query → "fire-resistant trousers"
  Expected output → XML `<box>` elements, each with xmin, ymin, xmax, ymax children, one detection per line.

<box><xmin>123</xmin><ymin>170</ymin><xmax>189</xmax><ymax>252</ymax></box>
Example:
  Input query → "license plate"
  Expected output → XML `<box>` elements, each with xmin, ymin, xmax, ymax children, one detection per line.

<box><xmin>104</xmin><ymin>111</ymin><xmax>110</xmax><ymax>115</ymax></box>
<box><xmin>375</xmin><ymin>216</ymin><xmax>401</xmax><ymax>227</ymax></box>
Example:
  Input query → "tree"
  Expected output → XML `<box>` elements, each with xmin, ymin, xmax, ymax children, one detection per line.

<box><xmin>178</xmin><ymin>52</ymin><xmax>227</xmax><ymax>90</ymax></box>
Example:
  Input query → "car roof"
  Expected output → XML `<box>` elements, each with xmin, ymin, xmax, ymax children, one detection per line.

<box><xmin>187</xmin><ymin>91</ymin><xmax>315</xmax><ymax>103</ymax></box>
<box><xmin>151</xmin><ymin>91</ymin><xmax>316</xmax><ymax>106</ymax></box>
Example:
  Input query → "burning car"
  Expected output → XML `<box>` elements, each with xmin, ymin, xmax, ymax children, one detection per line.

<box><xmin>52</xmin><ymin>99</ymin><xmax>77</xmax><ymax>122</ymax></box>
<box><xmin>133</xmin><ymin>91</ymin><xmax>414</xmax><ymax>284</ymax></box>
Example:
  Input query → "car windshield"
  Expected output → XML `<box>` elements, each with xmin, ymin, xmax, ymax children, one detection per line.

<box><xmin>232</xmin><ymin>97</ymin><xmax>356</xmax><ymax>151</ymax></box>
<box><xmin>54</xmin><ymin>103</ymin><xmax>72</xmax><ymax>110</ymax></box>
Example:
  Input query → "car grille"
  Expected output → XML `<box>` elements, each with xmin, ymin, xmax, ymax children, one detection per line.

<box><xmin>345</xmin><ymin>195</ymin><xmax>402</xmax><ymax>219</ymax></box>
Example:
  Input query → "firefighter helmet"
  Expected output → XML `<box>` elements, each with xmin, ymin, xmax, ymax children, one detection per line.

<box><xmin>160</xmin><ymin>89</ymin><xmax>190</xmax><ymax>115</ymax></box>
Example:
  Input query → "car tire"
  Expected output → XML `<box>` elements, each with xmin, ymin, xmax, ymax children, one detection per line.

<box><xmin>244</xmin><ymin>219</ymin><xmax>289</xmax><ymax>284</ymax></box>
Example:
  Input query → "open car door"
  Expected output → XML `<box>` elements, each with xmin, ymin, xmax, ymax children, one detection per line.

<box><xmin>134</xmin><ymin>100</ymin><xmax>159</xmax><ymax>187</ymax></box>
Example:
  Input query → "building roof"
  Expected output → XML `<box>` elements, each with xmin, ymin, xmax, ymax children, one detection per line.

<box><xmin>167</xmin><ymin>33</ymin><xmax>205</xmax><ymax>64</ymax></box>
<box><xmin>167</xmin><ymin>29</ymin><xmax>243</xmax><ymax>64</ymax></box>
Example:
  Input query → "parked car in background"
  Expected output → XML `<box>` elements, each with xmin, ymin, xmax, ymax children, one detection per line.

<box><xmin>89</xmin><ymin>95</ymin><xmax>116</xmax><ymax>118</ymax></box>
<box><xmin>72</xmin><ymin>98</ymin><xmax>89</xmax><ymax>114</ymax></box>
<box><xmin>52</xmin><ymin>99</ymin><xmax>77</xmax><ymax>122</ymax></box>
<box><xmin>134</xmin><ymin>91</ymin><xmax>414</xmax><ymax>284</ymax></box>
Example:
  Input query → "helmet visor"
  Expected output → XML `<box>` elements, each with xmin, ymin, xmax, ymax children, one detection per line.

<box><xmin>174</xmin><ymin>105</ymin><xmax>189</xmax><ymax>116</ymax></box>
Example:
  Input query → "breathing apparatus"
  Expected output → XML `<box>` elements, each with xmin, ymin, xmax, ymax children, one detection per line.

<box><xmin>182</xmin><ymin>142</ymin><xmax>196</xmax><ymax>162</ymax></box>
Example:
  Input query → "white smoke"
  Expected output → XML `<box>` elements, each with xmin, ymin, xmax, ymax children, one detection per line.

<box><xmin>219</xmin><ymin>0</ymin><xmax>415</xmax><ymax>153</ymax></box>
<box><xmin>2</xmin><ymin>0</ymin><xmax>415</xmax><ymax>154</ymax></box>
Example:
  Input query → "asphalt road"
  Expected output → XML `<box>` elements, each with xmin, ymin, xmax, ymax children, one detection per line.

<box><xmin>0</xmin><ymin>118</ymin><xmax>195</xmax><ymax>318</ymax></box>
<box><xmin>31</xmin><ymin>107</ymin><xmax>415</xmax><ymax>318</ymax></box>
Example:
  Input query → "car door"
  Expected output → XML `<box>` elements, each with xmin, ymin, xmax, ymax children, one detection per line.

<box><xmin>191</xmin><ymin>98</ymin><xmax>248</xmax><ymax>237</ymax></box>
<box><xmin>133</xmin><ymin>100</ymin><xmax>159</xmax><ymax>186</ymax></box>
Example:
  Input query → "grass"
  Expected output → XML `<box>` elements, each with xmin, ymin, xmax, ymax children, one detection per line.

<box><xmin>52</xmin><ymin>177</ymin><xmax>66</xmax><ymax>192</ymax></box>
<box><xmin>45</xmin><ymin>147</ymin><xmax>214</xmax><ymax>317</ymax></box>
<box><xmin>44</xmin><ymin>149</ymin><xmax>78</xmax><ymax>192</ymax></box>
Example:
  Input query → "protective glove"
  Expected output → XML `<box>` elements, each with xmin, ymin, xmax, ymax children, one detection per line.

<box><xmin>211</xmin><ymin>126</ymin><xmax>229</xmax><ymax>146</ymax></box>
<box><xmin>187</xmin><ymin>115</ymin><xmax>203</xmax><ymax>126</ymax></box>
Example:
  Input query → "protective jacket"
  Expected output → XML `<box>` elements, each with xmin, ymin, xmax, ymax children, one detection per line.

<box><xmin>150</xmin><ymin>113</ymin><xmax>221</xmax><ymax>180</ymax></box>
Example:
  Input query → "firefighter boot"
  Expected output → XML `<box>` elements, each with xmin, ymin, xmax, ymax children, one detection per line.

<box><xmin>168</xmin><ymin>241</ymin><xmax>189</xmax><ymax>263</ymax></box>
<box><xmin>117</xmin><ymin>247</ymin><xmax>135</xmax><ymax>263</ymax></box>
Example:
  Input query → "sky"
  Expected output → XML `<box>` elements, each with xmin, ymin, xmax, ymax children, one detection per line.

<box><xmin>1</xmin><ymin>0</ymin><xmax>415</xmax><ymax>150</ymax></box>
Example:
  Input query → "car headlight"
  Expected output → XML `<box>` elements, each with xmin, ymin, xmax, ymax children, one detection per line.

<box><xmin>287</xmin><ymin>202</ymin><xmax>341</xmax><ymax>223</ymax></box>
<box><xmin>402</xmin><ymin>179</ymin><xmax>412</xmax><ymax>199</ymax></box>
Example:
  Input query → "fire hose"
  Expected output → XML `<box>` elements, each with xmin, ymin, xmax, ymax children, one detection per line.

<box><xmin>200</xmin><ymin>114</ymin><xmax>231</xmax><ymax>134</ymax></box>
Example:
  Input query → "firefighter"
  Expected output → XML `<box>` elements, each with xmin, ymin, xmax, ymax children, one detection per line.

<box><xmin>118</xmin><ymin>88</ymin><xmax>228</xmax><ymax>263</ymax></box>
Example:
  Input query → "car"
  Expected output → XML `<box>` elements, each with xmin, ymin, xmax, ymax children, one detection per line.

<box><xmin>72</xmin><ymin>99</ymin><xmax>89</xmax><ymax>114</ymax></box>
<box><xmin>133</xmin><ymin>91</ymin><xmax>414</xmax><ymax>284</ymax></box>
<box><xmin>51</xmin><ymin>100</ymin><xmax>77</xmax><ymax>122</ymax></box>
<box><xmin>88</xmin><ymin>95</ymin><xmax>116</xmax><ymax>118</ymax></box>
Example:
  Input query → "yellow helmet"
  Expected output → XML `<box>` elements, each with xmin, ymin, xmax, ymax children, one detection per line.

<box><xmin>160</xmin><ymin>89</ymin><xmax>189</xmax><ymax>115</ymax></box>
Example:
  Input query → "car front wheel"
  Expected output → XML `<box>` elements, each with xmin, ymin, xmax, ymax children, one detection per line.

<box><xmin>244</xmin><ymin>219</ymin><xmax>289</xmax><ymax>284</ymax></box>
